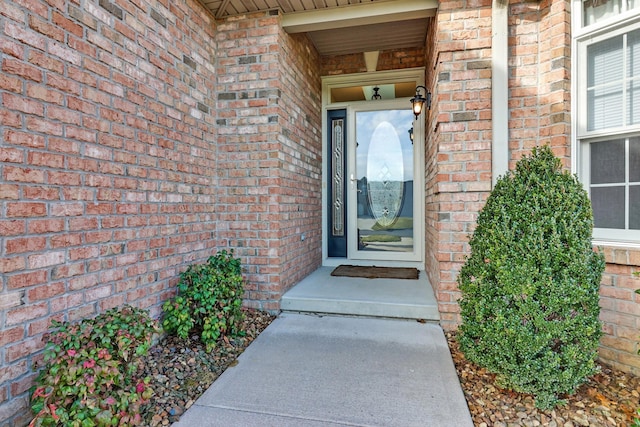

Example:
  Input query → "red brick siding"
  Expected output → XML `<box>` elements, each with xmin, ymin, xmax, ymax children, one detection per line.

<box><xmin>508</xmin><ymin>0</ymin><xmax>572</xmax><ymax>167</ymax></box>
<box><xmin>507</xmin><ymin>0</ymin><xmax>640</xmax><ymax>374</ymax></box>
<box><xmin>321</xmin><ymin>52</ymin><xmax>366</xmax><ymax>75</ymax></box>
<box><xmin>1</xmin><ymin>1</ymin><xmax>639</xmax><ymax>423</ymax></box>
<box><xmin>428</xmin><ymin>0</ymin><xmax>640</xmax><ymax>374</ymax></box>
<box><xmin>214</xmin><ymin>12</ymin><xmax>322</xmax><ymax>311</ymax></box>
<box><xmin>320</xmin><ymin>47</ymin><xmax>426</xmax><ymax>76</ymax></box>
<box><xmin>275</xmin><ymin>28</ymin><xmax>323</xmax><ymax>292</ymax></box>
<box><xmin>537</xmin><ymin>0</ymin><xmax>573</xmax><ymax>164</ymax></box>
<box><xmin>424</xmin><ymin>16</ymin><xmax>440</xmax><ymax>321</ymax></box>
<box><xmin>599</xmin><ymin>248</ymin><xmax>640</xmax><ymax>375</ymax></box>
<box><xmin>427</xmin><ymin>0</ymin><xmax>493</xmax><ymax>329</ymax></box>
<box><xmin>0</xmin><ymin>0</ymin><xmax>218</xmax><ymax>423</ymax></box>
<box><xmin>377</xmin><ymin>47</ymin><xmax>427</xmax><ymax>71</ymax></box>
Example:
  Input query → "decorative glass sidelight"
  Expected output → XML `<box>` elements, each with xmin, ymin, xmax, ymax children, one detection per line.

<box><xmin>331</xmin><ymin>119</ymin><xmax>345</xmax><ymax>236</ymax></box>
<box><xmin>355</xmin><ymin>110</ymin><xmax>414</xmax><ymax>253</ymax></box>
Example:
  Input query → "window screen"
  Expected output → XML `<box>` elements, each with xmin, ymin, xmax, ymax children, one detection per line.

<box><xmin>579</xmin><ymin>4</ymin><xmax>640</xmax><ymax>241</ymax></box>
<box><xmin>589</xmin><ymin>138</ymin><xmax>640</xmax><ymax>231</ymax></box>
<box><xmin>630</xmin><ymin>185</ymin><xmax>640</xmax><ymax>229</ymax></box>
<box><xmin>590</xmin><ymin>139</ymin><xmax>625</xmax><ymax>183</ymax></box>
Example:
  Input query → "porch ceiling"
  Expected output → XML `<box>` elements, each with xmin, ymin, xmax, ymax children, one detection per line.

<box><xmin>201</xmin><ymin>0</ymin><xmax>437</xmax><ymax>56</ymax></box>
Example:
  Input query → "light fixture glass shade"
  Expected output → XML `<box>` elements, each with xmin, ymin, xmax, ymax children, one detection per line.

<box><xmin>411</xmin><ymin>98</ymin><xmax>424</xmax><ymax>117</ymax></box>
<box><xmin>410</xmin><ymin>85</ymin><xmax>430</xmax><ymax>120</ymax></box>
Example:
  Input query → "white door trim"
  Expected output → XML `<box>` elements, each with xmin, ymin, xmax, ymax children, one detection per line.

<box><xmin>321</xmin><ymin>69</ymin><xmax>426</xmax><ymax>269</ymax></box>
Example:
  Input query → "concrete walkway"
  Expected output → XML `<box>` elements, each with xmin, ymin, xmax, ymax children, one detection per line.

<box><xmin>173</xmin><ymin>313</ymin><xmax>473</xmax><ymax>427</ymax></box>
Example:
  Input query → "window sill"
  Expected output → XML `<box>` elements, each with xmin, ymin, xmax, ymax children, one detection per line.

<box><xmin>593</xmin><ymin>241</ymin><xmax>640</xmax><ymax>266</ymax></box>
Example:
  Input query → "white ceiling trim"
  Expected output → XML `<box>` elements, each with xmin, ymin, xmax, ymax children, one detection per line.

<box><xmin>364</xmin><ymin>51</ymin><xmax>380</xmax><ymax>72</ymax></box>
<box><xmin>281</xmin><ymin>0</ymin><xmax>438</xmax><ymax>33</ymax></box>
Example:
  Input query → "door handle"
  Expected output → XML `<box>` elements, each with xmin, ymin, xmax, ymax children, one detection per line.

<box><xmin>350</xmin><ymin>175</ymin><xmax>361</xmax><ymax>193</ymax></box>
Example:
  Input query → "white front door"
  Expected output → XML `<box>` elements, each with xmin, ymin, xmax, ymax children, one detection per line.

<box><xmin>323</xmin><ymin>70</ymin><xmax>425</xmax><ymax>267</ymax></box>
<box><xmin>348</xmin><ymin>103</ymin><xmax>421</xmax><ymax>263</ymax></box>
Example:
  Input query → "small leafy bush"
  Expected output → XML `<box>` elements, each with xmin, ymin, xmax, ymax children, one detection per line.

<box><xmin>162</xmin><ymin>250</ymin><xmax>245</xmax><ymax>351</ymax></box>
<box><xmin>30</xmin><ymin>306</ymin><xmax>158</xmax><ymax>427</ymax></box>
<box><xmin>458</xmin><ymin>146</ymin><xmax>605</xmax><ymax>409</ymax></box>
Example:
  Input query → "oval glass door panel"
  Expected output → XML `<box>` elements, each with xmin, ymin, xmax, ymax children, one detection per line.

<box><xmin>367</xmin><ymin>122</ymin><xmax>404</xmax><ymax>227</ymax></box>
<box><xmin>355</xmin><ymin>110</ymin><xmax>414</xmax><ymax>253</ymax></box>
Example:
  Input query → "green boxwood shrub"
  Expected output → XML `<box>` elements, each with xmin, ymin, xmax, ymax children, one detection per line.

<box><xmin>457</xmin><ymin>146</ymin><xmax>605</xmax><ymax>409</ymax></box>
<box><xmin>162</xmin><ymin>250</ymin><xmax>245</xmax><ymax>351</ymax></box>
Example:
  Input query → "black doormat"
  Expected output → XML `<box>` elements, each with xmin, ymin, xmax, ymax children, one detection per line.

<box><xmin>330</xmin><ymin>265</ymin><xmax>419</xmax><ymax>280</ymax></box>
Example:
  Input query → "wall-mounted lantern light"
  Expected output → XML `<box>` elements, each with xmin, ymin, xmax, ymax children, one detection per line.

<box><xmin>410</xmin><ymin>85</ymin><xmax>432</xmax><ymax>119</ymax></box>
<box><xmin>408</xmin><ymin>127</ymin><xmax>414</xmax><ymax>144</ymax></box>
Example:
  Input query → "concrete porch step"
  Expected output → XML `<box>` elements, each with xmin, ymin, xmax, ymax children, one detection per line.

<box><xmin>281</xmin><ymin>266</ymin><xmax>440</xmax><ymax>321</ymax></box>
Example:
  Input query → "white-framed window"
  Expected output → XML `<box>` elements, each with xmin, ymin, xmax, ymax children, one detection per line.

<box><xmin>574</xmin><ymin>1</ymin><xmax>640</xmax><ymax>244</ymax></box>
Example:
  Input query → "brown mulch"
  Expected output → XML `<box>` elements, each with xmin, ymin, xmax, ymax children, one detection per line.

<box><xmin>138</xmin><ymin>308</ymin><xmax>276</xmax><ymax>426</ymax></box>
<box><xmin>446</xmin><ymin>331</ymin><xmax>640</xmax><ymax>427</ymax></box>
<box><xmin>138</xmin><ymin>311</ymin><xmax>640</xmax><ymax>426</ymax></box>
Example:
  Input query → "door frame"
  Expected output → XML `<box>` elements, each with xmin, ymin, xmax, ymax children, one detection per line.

<box><xmin>321</xmin><ymin>68</ymin><xmax>426</xmax><ymax>269</ymax></box>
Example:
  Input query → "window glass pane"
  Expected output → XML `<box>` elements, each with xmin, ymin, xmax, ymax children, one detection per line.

<box><xmin>631</xmin><ymin>138</ymin><xmax>640</xmax><ymax>182</ymax></box>
<box><xmin>591</xmin><ymin>186</ymin><xmax>625</xmax><ymax>228</ymax></box>
<box><xmin>628</xmin><ymin>80</ymin><xmax>640</xmax><ymax>126</ymax></box>
<box><xmin>591</xmin><ymin>139</ymin><xmax>626</xmax><ymax>183</ymax></box>
<box><xmin>628</xmin><ymin>31</ymin><xmax>640</xmax><ymax>125</ymax></box>
<box><xmin>630</xmin><ymin>185</ymin><xmax>640</xmax><ymax>229</ymax></box>
<box><xmin>584</xmin><ymin>0</ymin><xmax>622</xmax><ymax>26</ymax></box>
<box><xmin>355</xmin><ymin>110</ymin><xmax>415</xmax><ymax>254</ymax></box>
<box><xmin>589</xmin><ymin>85</ymin><xmax>624</xmax><ymax>130</ymax></box>
<box><xmin>588</xmin><ymin>36</ymin><xmax>623</xmax><ymax>87</ymax></box>
<box><xmin>588</xmin><ymin>36</ymin><xmax>624</xmax><ymax>131</ymax></box>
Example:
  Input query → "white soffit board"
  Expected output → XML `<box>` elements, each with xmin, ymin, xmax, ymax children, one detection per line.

<box><xmin>203</xmin><ymin>0</ymin><xmax>394</xmax><ymax>18</ymax></box>
<box><xmin>281</xmin><ymin>0</ymin><xmax>438</xmax><ymax>33</ymax></box>
<box><xmin>309</xmin><ymin>18</ymin><xmax>429</xmax><ymax>56</ymax></box>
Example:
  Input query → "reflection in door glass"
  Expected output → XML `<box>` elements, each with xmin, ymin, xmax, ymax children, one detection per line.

<box><xmin>356</xmin><ymin>110</ymin><xmax>414</xmax><ymax>253</ymax></box>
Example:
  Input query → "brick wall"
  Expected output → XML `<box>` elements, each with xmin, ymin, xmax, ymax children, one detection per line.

<box><xmin>275</xmin><ymin>25</ymin><xmax>323</xmax><ymax>291</ymax></box>
<box><xmin>321</xmin><ymin>47</ymin><xmax>426</xmax><ymax>76</ymax></box>
<box><xmin>537</xmin><ymin>0</ymin><xmax>572</xmax><ymax>164</ymax></box>
<box><xmin>0</xmin><ymin>0</ymin><xmax>218</xmax><ymax>423</ymax></box>
<box><xmin>508</xmin><ymin>0</ymin><xmax>544</xmax><ymax>166</ymax></box>
<box><xmin>521</xmin><ymin>0</ymin><xmax>640</xmax><ymax>375</ymax></box>
<box><xmin>321</xmin><ymin>51</ymin><xmax>366</xmax><ymax>75</ymax></box>
<box><xmin>426</xmin><ymin>0</ymin><xmax>640</xmax><ymax>374</ymax></box>
<box><xmin>214</xmin><ymin>11</ymin><xmax>322</xmax><ymax>311</ymax></box>
<box><xmin>2</xmin><ymin>1</ymin><xmax>639</xmax><ymax>423</ymax></box>
<box><xmin>508</xmin><ymin>0</ymin><xmax>572</xmax><ymax>167</ymax></box>
<box><xmin>599</xmin><ymin>248</ymin><xmax>640</xmax><ymax>375</ymax></box>
<box><xmin>424</xmin><ymin>16</ymin><xmax>440</xmax><ymax>322</ymax></box>
<box><xmin>426</xmin><ymin>0</ymin><xmax>493</xmax><ymax>329</ymax></box>
<box><xmin>508</xmin><ymin>0</ymin><xmax>640</xmax><ymax>375</ymax></box>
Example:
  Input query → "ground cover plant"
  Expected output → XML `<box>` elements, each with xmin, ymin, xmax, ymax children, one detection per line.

<box><xmin>162</xmin><ymin>250</ymin><xmax>245</xmax><ymax>351</ymax></box>
<box><xmin>29</xmin><ymin>306</ymin><xmax>158</xmax><ymax>426</ymax></box>
<box><xmin>457</xmin><ymin>145</ymin><xmax>605</xmax><ymax>409</ymax></box>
